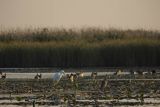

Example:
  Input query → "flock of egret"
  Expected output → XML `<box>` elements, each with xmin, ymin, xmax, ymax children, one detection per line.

<box><xmin>50</xmin><ymin>69</ymin><xmax>158</xmax><ymax>85</ymax></box>
<box><xmin>0</xmin><ymin>69</ymin><xmax>157</xmax><ymax>80</ymax></box>
<box><xmin>51</xmin><ymin>70</ymin><xmax>116</xmax><ymax>89</ymax></box>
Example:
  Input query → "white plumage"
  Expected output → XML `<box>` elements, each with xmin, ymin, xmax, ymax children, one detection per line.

<box><xmin>52</xmin><ymin>70</ymin><xmax>65</xmax><ymax>82</ymax></box>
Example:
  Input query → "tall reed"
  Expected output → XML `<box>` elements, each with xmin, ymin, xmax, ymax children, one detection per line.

<box><xmin>0</xmin><ymin>28</ymin><xmax>159</xmax><ymax>67</ymax></box>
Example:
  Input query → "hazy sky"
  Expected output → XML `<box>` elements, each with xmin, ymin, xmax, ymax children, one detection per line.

<box><xmin>0</xmin><ymin>0</ymin><xmax>160</xmax><ymax>30</ymax></box>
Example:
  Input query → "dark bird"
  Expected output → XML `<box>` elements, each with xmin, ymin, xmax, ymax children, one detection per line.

<box><xmin>100</xmin><ymin>76</ymin><xmax>108</xmax><ymax>91</ymax></box>
<box><xmin>1</xmin><ymin>73</ymin><xmax>6</xmax><ymax>79</ymax></box>
<box><xmin>91</xmin><ymin>72</ymin><xmax>97</xmax><ymax>79</ymax></box>
<box><xmin>34</xmin><ymin>73</ymin><xmax>42</xmax><ymax>79</ymax></box>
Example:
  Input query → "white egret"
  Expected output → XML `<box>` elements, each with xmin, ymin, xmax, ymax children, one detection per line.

<box><xmin>52</xmin><ymin>70</ymin><xmax>65</xmax><ymax>82</ymax></box>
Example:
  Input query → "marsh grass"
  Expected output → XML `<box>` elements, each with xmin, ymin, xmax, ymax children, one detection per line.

<box><xmin>0</xmin><ymin>28</ymin><xmax>160</xmax><ymax>67</ymax></box>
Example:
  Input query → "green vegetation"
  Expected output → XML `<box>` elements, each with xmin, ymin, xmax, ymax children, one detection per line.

<box><xmin>15</xmin><ymin>96</ymin><xmax>22</xmax><ymax>101</ymax></box>
<box><xmin>0</xmin><ymin>28</ymin><xmax>160</xmax><ymax>68</ymax></box>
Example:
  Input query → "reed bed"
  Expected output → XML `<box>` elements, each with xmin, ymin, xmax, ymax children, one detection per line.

<box><xmin>0</xmin><ymin>28</ymin><xmax>160</xmax><ymax>67</ymax></box>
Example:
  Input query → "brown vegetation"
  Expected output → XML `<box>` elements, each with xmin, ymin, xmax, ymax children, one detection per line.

<box><xmin>0</xmin><ymin>28</ymin><xmax>160</xmax><ymax>67</ymax></box>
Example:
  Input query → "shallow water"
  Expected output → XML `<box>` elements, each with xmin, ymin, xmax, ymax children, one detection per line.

<box><xmin>5</xmin><ymin>72</ymin><xmax>116</xmax><ymax>79</ymax></box>
<box><xmin>1</xmin><ymin>68</ymin><xmax>160</xmax><ymax>107</ymax></box>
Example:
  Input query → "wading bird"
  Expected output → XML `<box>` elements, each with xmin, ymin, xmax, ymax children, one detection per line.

<box><xmin>91</xmin><ymin>72</ymin><xmax>97</xmax><ymax>79</ymax></box>
<box><xmin>100</xmin><ymin>76</ymin><xmax>108</xmax><ymax>91</ymax></box>
<box><xmin>114</xmin><ymin>69</ymin><xmax>122</xmax><ymax>75</ymax></box>
<box><xmin>34</xmin><ymin>73</ymin><xmax>42</xmax><ymax>79</ymax></box>
<box><xmin>1</xmin><ymin>73</ymin><xmax>6</xmax><ymax>79</ymax></box>
<box><xmin>52</xmin><ymin>70</ymin><xmax>65</xmax><ymax>82</ymax></box>
<box><xmin>76</xmin><ymin>71</ymin><xmax>84</xmax><ymax>78</ymax></box>
<box><xmin>151</xmin><ymin>70</ymin><xmax>156</xmax><ymax>75</ymax></box>
<box><xmin>68</xmin><ymin>73</ymin><xmax>74</xmax><ymax>82</ymax></box>
<box><xmin>114</xmin><ymin>69</ymin><xmax>123</xmax><ymax>79</ymax></box>
<box><xmin>67</xmin><ymin>73</ymin><xmax>78</xmax><ymax>82</ymax></box>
